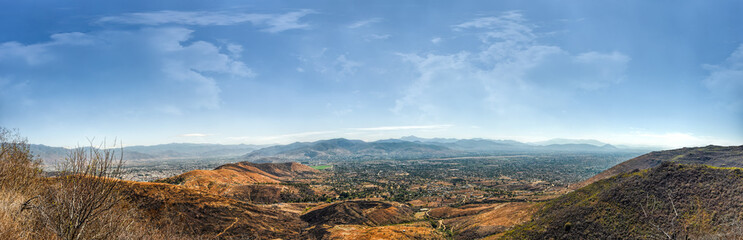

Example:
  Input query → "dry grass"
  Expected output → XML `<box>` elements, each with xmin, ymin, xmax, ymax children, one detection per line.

<box><xmin>0</xmin><ymin>127</ymin><xmax>187</xmax><ymax>240</ymax></box>
<box><xmin>0</xmin><ymin>127</ymin><xmax>45</xmax><ymax>239</ymax></box>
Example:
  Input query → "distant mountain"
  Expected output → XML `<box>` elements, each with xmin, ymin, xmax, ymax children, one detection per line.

<box><xmin>32</xmin><ymin>137</ymin><xmax>645</xmax><ymax>165</ymax></box>
<box><xmin>531</xmin><ymin>138</ymin><xmax>609</xmax><ymax>146</ymax></box>
<box><xmin>399</xmin><ymin>136</ymin><xmax>631</xmax><ymax>153</ymax></box>
<box><xmin>123</xmin><ymin>143</ymin><xmax>261</xmax><ymax>159</ymax></box>
<box><xmin>441</xmin><ymin>139</ymin><xmax>531</xmax><ymax>152</ymax></box>
<box><xmin>29</xmin><ymin>143</ymin><xmax>262</xmax><ymax>165</ymax></box>
<box><xmin>400</xmin><ymin>136</ymin><xmax>460</xmax><ymax>143</ymax></box>
<box><xmin>540</xmin><ymin>143</ymin><xmax>618</xmax><ymax>152</ymax></box>
<box><xmin>243</xmin><ymin>138</ymin><xmax>456</xmax><ymax>161</ymax></box>
<box><xmin>502</xmin><ymin>145</ymin><xmax>743</xmax><ymax>239</ymax></box>
<box><xmin>243</xmin><ymin>137</ymin><xmax>645</xmax><ymax>162</ymax></box>
<box><xmin>29</xmin><ymin>144</ymin><xmax>70</xmax><ymax>165</ymax></box>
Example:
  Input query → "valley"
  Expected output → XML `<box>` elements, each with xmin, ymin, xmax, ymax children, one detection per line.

<box><xmin>110</xmin><ymin>138</ymin><xmax>646</xmax><ymax>239</ymax></box>
<box><xmin>8</xmin><ymin>135</ymin><xmax>743</xmax><ymax>239</ymax></box>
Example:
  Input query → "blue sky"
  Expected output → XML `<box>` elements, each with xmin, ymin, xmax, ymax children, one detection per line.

<box><xmin>0</xmin><ymin>0</ymin><xmax>741</xmax><ymax>148</ymax></box>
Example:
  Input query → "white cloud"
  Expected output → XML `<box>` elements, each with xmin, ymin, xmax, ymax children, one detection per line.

<box><xmin>394</xmin><ymin>12</ymin><xmax>630</xmax><ymax>119</ymax></box>
<box><xmin>98</xmin><ymin>10</ymin><xmax>316</xmax><ymax>33</ymax></box>
<box><xmin>454</xmin><ymin>11</ymin><xmax>534</xmax><ymax>43</ymax></box>
<box><xmin>0</xmin><ymin>32</ymin><xmax>97</xmax><ymax>65</ymax></box>
<box><xmin>430</xmin><ymin>37</ymin><xmax>442</xmax><ymax>44</ymax></box>
<box><xmin>703</xmin><ymin>44</ymin><xmax>743</xmax><ymax>108</ymax></box>
<box><xmin>364</xmin><ymin>34</ymin><xmax>390</xmax><ymax>41</ymax></box>
<box><xmin>334</xmin><ymin>54</ymin><xmax>362</xmax><ymax>77</ymax></box>
<box><xmin>228</xmin><ymin>131</ymin><xmax>337</xmax><ymax>143</ymax></box>
<box><xmin>226</xmin><ymin>43</ymin><xmax>243</xmax><ymax>58</ymax></box>
<box><xmin>0</xmin><ymin>27</ymin><xmax>254</xmax><ymax>113</ymax></box>
<box><xmin>0</xmin><ymin>77</ymin><xmax>33</xmax><ymax>111</ymax></box>
<box><xmin>297</xmin><ymin>50</ymin><xmax>362</xmax><ymax>80</ymax></box>
<box><xmin>180</xmin><ymin>133</ymin><xmax>209</xmax><ymax>137</ymax></box>
<box><xmin>348</xmin><ymin>18</ymin><xmax>382</xmax><ymax>29</ymax></box>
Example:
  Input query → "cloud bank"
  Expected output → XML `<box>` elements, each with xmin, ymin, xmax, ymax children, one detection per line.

<box><xmin>394</xmin><ymin>12</ymin><xmax>630</xmax><ymax>120</ymax></box>
<box><xmin>98</xmin><ymin>10</ymin><xmax>316</xmax><ymax>33</ymax></box>
<box><xmin>0</xmin><ymin>27</ymin><xmax>253</xmax><ymax>114</ymax></box>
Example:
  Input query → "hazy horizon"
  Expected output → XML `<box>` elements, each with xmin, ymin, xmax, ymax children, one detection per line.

<box><xmin>1</xmin><ymin>1</ymin><xmax>741</xmax><ymax>149</ymax></box>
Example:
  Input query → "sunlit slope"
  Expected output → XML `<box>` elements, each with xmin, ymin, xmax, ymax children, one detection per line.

<box><xmin>501</xmin><ymin>162</ymin><xmax>743</xmax><ymax>239</ymax></box>
<box><xmin>573</xmin><ymin>145</ymin><xmax>743</xmax><ymax>189</ymax></box>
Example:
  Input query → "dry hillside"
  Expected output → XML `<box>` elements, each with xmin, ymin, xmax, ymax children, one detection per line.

<box><xmin>501</xmin><ymin>162</ymin><xmax>743</xmax><ymax>239</ymax></box>
<box><xmin>574</xmin><ymin>145</ymin><xmax>743</xmax><ymax>189</ymax></box>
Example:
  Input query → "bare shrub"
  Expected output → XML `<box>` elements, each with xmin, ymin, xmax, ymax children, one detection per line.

<box><xmin>33</xmin><ymin>140</ymin><xmax>127</xmax><ymax>240</ymax></box>
<box><xmin>0</xmin><ymin>127</ymin><xmax>41</xmax><ymax>193</ymax></box>
<box><xmin>0</xmin><ymin>127</ymin><xmax>44</xmax><ymax>239</ymax></box>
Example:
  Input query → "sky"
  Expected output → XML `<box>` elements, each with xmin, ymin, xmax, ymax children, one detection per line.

<box><xmin>0</xmin><ymin>0</ymin><xmax>741</xmax><ymax>149</ymax></box>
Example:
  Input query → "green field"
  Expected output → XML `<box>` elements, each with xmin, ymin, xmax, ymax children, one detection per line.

<box><xmin>311</xmin><ymin>165</ymin><xmax>333</xmax><ymax>170</ymax></box>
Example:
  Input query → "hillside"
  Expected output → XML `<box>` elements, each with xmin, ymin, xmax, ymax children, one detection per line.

<box><xmin>160</xmin><ymin>161</ymin><xmax>321</xmax><ymax>185</ymax></box>
<box><xmin>301</xmin><ymin>200</ymin><xmax>415</xmax><ymax>227</ymax></box>
<box><xmin>501</xmin><ymin>162</ymin><xmax>743</xmax><ymax>239</ymax></box>
<box><xmin>119</xmin><ymin>180</ymin><xmax>308</xmax><ymax>239</ymax></box>
<box><xmin>158</xmin><ymin>161</ymin><xmax>324</xmax><ymax>203</ymax></box>
<box><xmin>574</xmin><ymin>145</ymin><xmax>743</xmax><ymax>189</ymax></box>
<box><xmin>301</xmin><ymin>200</ymin><xmax>422</xmax><ymax>239</ymax></box>
<box><xmin>428</xmin><ymin>202</ymin><xmax>537</xmax><ymax>240</ymax></box>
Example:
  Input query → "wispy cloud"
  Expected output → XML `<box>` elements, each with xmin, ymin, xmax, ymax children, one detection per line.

<box><xmin>297</xmin><ymin>50</ymin><xmax>362</xmax><ymax>80</ymax></box>
<box><xmin>703</xmin><ymin>43</ymin><xmax>743</xmax><ymax>109</ymax></box>
<box><xmin>180</xmin><ymin>133</ymin><xmax>209</xmax><ymax>137</ymax></box>
<box><xmin>0</xmin><ymin>27</ymin><xmax>253</xmax><ymax>114</ymax></box>
<box><xmin>334</xmin><ymin>54</ymin><xmax>362</xmax><ymax>77</ymax></box>
<box><xmin>364</xmin><ymin>34</ymin><xmax>390</xmax><ymax>41</ymax></box>
<box><xmin>0</xmin><ymin>32</ymin><xmax>96</xmax><ymax>65</ymax></box>
<box><xmin>394</xmin><ymin>11</ymin><xmax>630</xmax><ymax>119</ymax></box>
<box><xmin>349</xmin><ymin>125</ymin><xmax>452</xmax><ymax>131</ymax></box>
<box><xmin>227</xmin><ymin>131</ymin><xmax>336</xmax><ymax>143</ymax></box>
<box><xmin>348</xmin><ymin>18</ymin><xmax>382</xmax><ymax>29</ymax></box>
<box><xmin>98</xmin><ymin>10</ymin><xmax>316</xmax><ymax>33</ymax></box>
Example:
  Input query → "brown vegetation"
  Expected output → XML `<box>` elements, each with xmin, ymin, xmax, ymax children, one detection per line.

<box><xmin>119</xmin><ymin>180</ymin><xmax>308</xmax><ymax>239</ymax></box>
<box><xmin>574</xmin><ymin>145</ymin><xmax>743</xmax><ymax>189</ymax></box>
<box><xmin>502</xmin><ymin>162</ymin><xmax>743</xmax><ymax>239</ymax></box>
<box><xmin>428</xmin><ymin>202</ymin><xmax>537</xmax><ymax>240</ymax></box>
<box><xmin>301</xmin><ymin>200</ymin><xmax>415</xmax><ymax>227</ymax></box>
<box><xmin>158</xmin><ymin>161</ymin><xmax>323</xmax><ymax>201</ymax></box>
<box><xmin>323</xmin><ymin>222</ymin><xmax>446</xmax><ymax>240</ymax></box>
<box><xmin>0</xmin><ymin>128</ymin><xmax>174</xmax><ymax>239</ymax></box>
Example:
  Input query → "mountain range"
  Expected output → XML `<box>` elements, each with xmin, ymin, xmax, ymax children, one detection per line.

<box><xmin>30</xmin><ymin>143</ymin><xmax>262</xmax><ymax>164</ymax></box>
<box><xmin>243</xmin><ymin>137</ymin><xmax>648</xmax><ymax>163</ymax></box>
<box><xmin>29</xmin><ymin>137</ymin><xmax>654</xmax><ymax>165</ymax></box>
